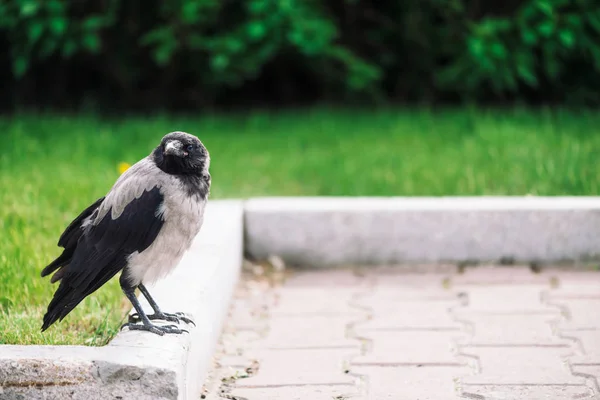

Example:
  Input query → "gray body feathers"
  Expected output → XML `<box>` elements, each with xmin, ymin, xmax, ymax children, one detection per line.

<box><xmin>104</xmin><ymin>157</ymin><xmax>208</xmax><ymax>285</ymax></box>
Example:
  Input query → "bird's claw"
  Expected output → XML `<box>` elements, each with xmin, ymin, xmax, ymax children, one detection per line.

<box><xmin>163</xmin><ymin>312</ymin><xmax>196</xmax><ymax>326</ymax></box>
<box><xmin>128</xmin><ymin>311</ymin><xmax>195</xmax><ymax>326</ymax></box>
<box><xmin>120</xmin><ymin>322</ymin><xmax>189</xmax><ymax>336</ymax></box>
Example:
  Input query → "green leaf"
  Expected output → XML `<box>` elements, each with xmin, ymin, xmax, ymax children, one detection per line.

<box><xmin>587</xmin><ymin>13</ymin><xmax>600</xmax><ymax>33</ymax></box>
<box><xmin>154</xmin><ymin>44</ymin><xmax>175</xmax><ymax>66</ymax></box>
<box><xmin>211</xmin><ymin>54</ymin><xmax>229</xmax><ymax>70</ymax></box>
<box><xmin>248</xmin><ymin>0</ymin><xmax>270</xmax><ymax>14</ymax></box>
<box><xmin>13</xmin><ymin>56</ymin><xmax>28</xmax><ymax>78</ymax></box>
<box><xmin>538</xmin><ymin>20</ymin><xmax>554</xmax><ymax>37</ymax></box>
<box><xmin>521</xmin><ymin>29</ymin><xmax>537</xmax><ymax>45</ymax></box>
<box><xmin>247</xmin><ymin>21</ymin><xmax>266</xmax><ymax>40</ymax></box>
<box><xmin>140</xmin><ymin>27</ymin><xmax>173</xmax><ymax>46</ymax></box>
<box><xmin>490</xmin><ymin>42</ymin><xmax>507</xmax><ymax>60</ymax></box>
<box><xmin>566</xmin><ymin>14</ymin><xmax>582</xmax><ymax>29</ymax></box>
<box><xmin>517</xmin><ymin>64</ymin><xmax>538</xmax><ymax>86</ymax></box>
<box><xmin>20</xmin><ymin>1</ymin><xmax>39</xmax><ymax>17</ymax></box>
<box><xmin>467</xmin><ymin>37</ymin><xmax>485</xmax><ymax>58</ymax></box>
<box><xmin>224</xmin><ymin>37</ymin><xmax>244</xmax><ymax>53</ymax></box>
<box><xmin>536</xmin><ymin>0</ymin><xmax>554</xmax><ymax>17</ymax></box>
<box><xmin>27</xmin><ymin>23</ymin><xmax>44</xmax><ymax>43</ymax></box>
<box><xmin>49</xmin><ymin>17</ymin><xmax>67</xmax><ymax>35</ymax></box>
<box><xmin>82</xmin><ymin>34</ymin><xmax>101</xmax><ymax>52</ymax></box>
<box><xmin>181</xmin><ymin>1</ymin><xmax>200</xmax><ymax>24</ymax></box>
<box><xmin>558</xmin><ymin>30</ymin><xmax>574</xmax><ymax>48</ymax></box>
<box><xmin>46</xmin><ymin>0</ymin><xmax>64</xmax><ymax>13</ymax></box>
<box><xmin>83</xmin><ymin>16</ymin><xmax>105</xmax><ymax>31</ymax></box>
<box><xmin>493</xmin><ymin>19</ymin><xmax>512</xmax><ymax>32</ymax></box>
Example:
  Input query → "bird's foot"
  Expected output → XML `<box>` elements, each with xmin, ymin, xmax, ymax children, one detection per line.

<box><xmin>120</xmin><ymin>322</ymin><xmax>188</xmax><ymax>336</ymax></box>
<box><xmin>128</xmin><ymin>312</ymin><xmax>195</xmax><ymax>326</ymax></box>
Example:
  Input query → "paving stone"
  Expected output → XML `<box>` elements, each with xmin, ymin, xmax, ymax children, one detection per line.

<box><xmin>460</xmin><ymin>384</ymin><xmax>596</xmax><ymax>400</ymax></box>
<box><xmin>237</xmin><ymin>349</ymin><xmax>357</xmax><ymax>387</ymax></box>
<box><xmin>453</xmin><ymin>266</ymin><xmax>552</xmax><ymax>285</ymax></box>
<box><xmin>363</xmin><ymin>288</ymin><xmax>458</xmax><ymax>301</ymax></box>
<box><xmin>207</xmin><ymin>268</ymin><xmax>600</xmax><ymax>400</ymax></box>
<box><xmin>368</xmin><ymin>272</ymin><xmax>454</xmax><ymax>288</ymax></box>
<box><xmin>213</xmin><ymin>354</ymin><xmax>251</xmax><ymax>368</ymax></box>
<box><xmin>358</xmin><ymin>299</ymin><xmax>462</xmax><ymax>331</ymax></box>
<box><xmin>562</xmin><ymin>330</ymin><xmax>600</xmax><ymax>364</ymax></box>
<box><xmin>254</xmin><ymin>315</ymin><xmax>360</xmax><ymax>349</ymax></box>
<box><xmin>572</xmin><ymin>365</ymin><xmax>600</xmax><ymax>391</ymax></box>
<box><xmin>352</xmin><ymin>366</ymin><xmax>468</xmax><ymax>400</ymax></box>
<box><xmin>455</xmin><ymin>314</ymin><xmax>566</xmax><ymax>346</ymax></box>
<box><xmin>460</xmin><ymin>347</ymin><xmax>585</xmax><ymax>385</ymax></box>
<box><xmin>553</xmin><ymin>299</ymin><xmax>600</xmax><ymax>330</ymax></box>
<box><xmin>352</xmin><ymin>331</ymin><xmax>465</xmax><ymax>366</ymax></box>
<box><xmin>362</xmin><ymin>272</ymin><xmax>458</xmax><ymax>300</ymax></box>
<box><xmin>460</xmin><ymin>285</ymin><xmax>558</xmax><ymax>314</ymax></box>
<box><xmin>284</xmin><ymin>269</ymin><xmax>367</xmax><ymax>287</ymax></box>
<box><xmin>219</xmin><ymin>330</ymin><xmax>263</xmax><ymax>358</ymax></box>
<box><xmin>226</xmin><ymin>297</ymin><xmax>269</xmax><ymax>331</ymax></box>
<box><xmin>547</xmin><ymin>271</ymin><xmax>600</xmax><ymax>298</ymax></box>
<box><xmin>368</xmin><ymin>264</ymin><xmax>459</xmax><ymax>274</ymax></box>
<box><xmin>271</xmin><ymin>287</ymin><xmax>362</xmax><ymax>316</ymax></box>
<box><xmin>230</xmin><ymin>385</ymin><xmax>358</xmax><ymax>400</ymax></box>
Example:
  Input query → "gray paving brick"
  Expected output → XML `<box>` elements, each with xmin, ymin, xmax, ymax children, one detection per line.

<box><xmin>352</xmin><ymin>366</ymin><xmax>468</xmax><ymax>400</ymax></box>
<box><xmin>238</xmin><ymin>349</ymin><xmax>357</xmax><ymax>387</ymax></box>
<box><xmin>453</xmin><ymin>266</ymin><xmax>552</xmax><ymax>285</ymax></box>
<box><xmin>455</xmin><ymin>314</ymin><xmax>566</xmax><ymax>346</ymax></box>
<box><xmin>460</xmin><ymin>384</ymin><xmax>596</xmax><ymax>399</ymax></box>
<box><xmin>363</xmin><ymin>287</ymin><xmax>458</xmax><ymax>301</ymax></box>
<box><xmin>226</xmin><ymin>297</ymin><xmax>269</xmax><ymax>331</ymax></box>
<box><xmin>230</xmin><ymin>385</ymin><xmax>358</xmax><ymax>400</ymax></box>
<box><xmin>271</xmin><ymin>287</ymin><xmax>362</xmax><ymax>316</ymax></box>
<box><xmin>219</xmin><ymin>330</ymin><xmax>263</xmax><ymax>358</ymax></box>
<box><xmin>368</xmin><ymin>272</ymin><xmax>454</xmax><ymax>288</ymax></box>
<box><xmin>572</xmin><ymin>365</ymin><xmax>600</xmax><ymax>392</ymax></box>
<box><xmin>554</xmin><ymin>299</ymin><xmax>600</xmax><ymax>330</ymax></box>
<box><xmin>283</xmin><ymin>269</ymin><xmax>367</xmax><ymax>288</ymax></box>
<box><xmin>547</xmin><ymin>271</ymin><xmax>600</xmax><ymax>298</ymax></box>
<box><xmin>563</xmin><ymin>330</ymin><xmax>600</xmax><ymax>364</ymax></box>
<box><xmin>459</xmin><ymin>285</ymin><xmax>558</xmax><ymax>314</ymax></box>
<box><xmin>254</xmin><ymin>315</ymin><xmax>360</xmax><ymax>349</ymax></box>
<box><xmin>365</xmin><ymin>265</ymin><xmax>458</xmax><ymax>276</ymax></box>
<box><xmin>352</xmin><ymin>331</ymin><xmax>466</xmax><ymax>366</ymax></box>
<box><xmin>358</xmin><ymin>299</ymin><xmax>462</xmax><ymax>331</ymax></box>
<box><xmin>460</xmin><ymin>347</ymin><xmax>585</xmax><ymax>385</ymax></box>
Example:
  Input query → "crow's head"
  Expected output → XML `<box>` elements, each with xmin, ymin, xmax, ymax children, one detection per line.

<box><xmin>152</xmin><ymin>131</ymin><xmax>210</xmax><ymax>176</ymax></box>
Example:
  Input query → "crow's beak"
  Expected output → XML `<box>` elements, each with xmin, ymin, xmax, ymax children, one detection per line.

<box><xmin>164</xmin><ymin>141</ymin><xmax>183</xmax><ymax>157</ymax></box>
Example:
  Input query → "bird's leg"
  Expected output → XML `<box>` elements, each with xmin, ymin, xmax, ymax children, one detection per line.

<box><xmin>119</xmin><ymin>275</ymin><xmax>188</xmax><ymax>335</ymax></box>
<box><xmin>128</xmin><ymin>283</ymin><xmax>195</xmax><ymax>326</ymax></box>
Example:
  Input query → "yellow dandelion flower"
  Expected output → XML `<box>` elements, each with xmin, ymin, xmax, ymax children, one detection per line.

<box><xmin>118</xmin><ymin>162</ymin><xmax>131</xmax><ymax>174</ymax></box>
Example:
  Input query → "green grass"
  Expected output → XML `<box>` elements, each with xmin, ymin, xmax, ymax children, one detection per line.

<box><xmin>1</xmin><ymin>107</ymin><xmax>599</xmax><ymax>345</ymax></box>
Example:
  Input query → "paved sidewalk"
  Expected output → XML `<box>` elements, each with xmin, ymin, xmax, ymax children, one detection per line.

<box><xmin>203</xmin><ymin>263</ymin><xmax>600</xmax><ymax>400</ymax></box>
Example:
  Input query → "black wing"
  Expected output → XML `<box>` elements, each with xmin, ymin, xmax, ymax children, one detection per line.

<box><xmin>41</xmin><ymin>196</ymin><xmax>106</xmax><ymax>282</ymax></box>
<box><xmin>42</xmin><ymin>186</ymin><xmax>165</xmax><ymax>331</ymax></box>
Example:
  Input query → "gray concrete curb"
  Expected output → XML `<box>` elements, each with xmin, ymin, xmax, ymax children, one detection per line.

<box><xmin>0</xmin><ymin>200</ymin><xmax>243</xmax><ymax>400</ymax></box>
<box><xmin>244</xmin><ymin>196</ymin><xmax>600</xmax><ymax>266</ymax></box>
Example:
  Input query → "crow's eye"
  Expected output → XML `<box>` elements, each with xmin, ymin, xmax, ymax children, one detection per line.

<box><xmin>186</xmin><ymin>145</ymin><xmax>194</xmax><ymax>152</ymax></box>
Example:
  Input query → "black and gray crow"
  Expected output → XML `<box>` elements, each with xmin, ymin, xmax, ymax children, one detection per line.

<box><xmin>40</xmin><ymin>131</ymin><xmax>211</xmax><ymax>336</ymax></box>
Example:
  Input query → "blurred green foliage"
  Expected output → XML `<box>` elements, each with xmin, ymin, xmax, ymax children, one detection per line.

<box><xmin>1</xmin><ymin>0</ymin><xmax>600</xmax><ymax>109</ymax></box>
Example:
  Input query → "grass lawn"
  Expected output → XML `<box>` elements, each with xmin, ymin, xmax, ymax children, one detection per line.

<box><xmin>1</xmin><ymin>107</ymin><xmax>599</xmax><ymax>345</ymax></box>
